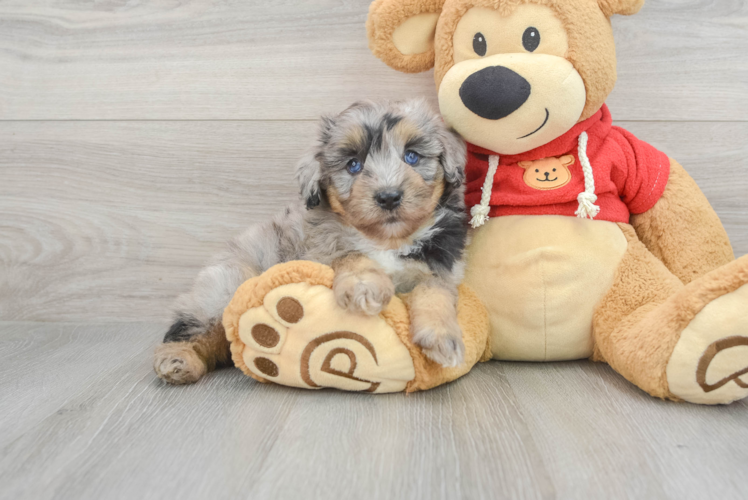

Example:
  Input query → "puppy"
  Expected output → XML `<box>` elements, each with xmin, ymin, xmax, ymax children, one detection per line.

<box><xmin>154</xmin><ymin>99</ymin><xmax>469</xmax><ymax>385</ymax></box>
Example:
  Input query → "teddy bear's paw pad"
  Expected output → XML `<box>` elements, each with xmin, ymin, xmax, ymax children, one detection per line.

<box><xmin>667</xmin><ymin>284</ymin><xmax>748</xmax><ymax>405</ymax></box>
<box><xmin>237</xmin><ymin>301</ymin><xmax>289</xmax><ymax>355</ymax></box>
<box><xmin>236</xmin><ymin>282</ymin><xmax>416</xmax><ymax>393</ymax></box>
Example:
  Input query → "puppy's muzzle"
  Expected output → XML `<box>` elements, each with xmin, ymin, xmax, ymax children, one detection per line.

<box><xmin>375</xmin><ymin>190</ymin><xmax>403</xmax><ymax>211</ymax></box>
<box><xmin>459</xmin><ymin>66</ymin><xmax>531</xmax><ymax>120</ymax></box>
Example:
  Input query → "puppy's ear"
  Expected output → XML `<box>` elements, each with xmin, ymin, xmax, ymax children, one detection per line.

<box><xmin>597</xmin><ymin>0</ymin><xmax>644</xmax><ymax>17</ymax></box>
<box><xmin>367</xmin><ymin>0</ymin><xmax>445</xmax><ymax>73</ymax></box>
<box><xmin>317</xmin><ymin>114</ymin><xmax>337</xmax><ymax>145</ymax></box>
<box><xmin>295</xmin><ymin>151</ymin><xmax>323</xmax><ymax>210</ymax></box>
<box><xmin>437</xmin><ymin>126</ymin><xmax>467</xmax><ymax>189</ymax></box>
<box><xmin>296</xmin><ymin>114</ymin><xmax>337</xmax><ymax>209</ymax></box>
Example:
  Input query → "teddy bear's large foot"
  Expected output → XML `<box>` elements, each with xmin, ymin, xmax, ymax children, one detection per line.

<box><xmin>646</xmin><ymin>253</ymin><xmax>748</xmax><ymax>405</ymax></box>
<box><xmin>227</xmin><ymin>280</ymin><xmax>415</xmax><ymax>393</ymax></box>
<box><xmin>222</xmin><ymin>261</ymin><xmax>490</xmax><ymax>394</ymax></box>
<box><xmin>667</xmin><ymin>281</ymin><xmax>748</xmax><ymax>405</ymax></box>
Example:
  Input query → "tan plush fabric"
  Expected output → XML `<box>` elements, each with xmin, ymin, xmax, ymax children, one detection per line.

<box><xmin>224</xmin><ymin>261</ymin><xmax>335</xmax><ymax>385</ymax></box>
<box><xmin>436</xmin><ymin>0</ymin><xmax>618</xmax><ymax>121</ymax></box>
<box><xmin>597</xmin><ymin>0</ymin><xmax>644</xmax><ymax>17</ymax></box>
<box><xmin>464</xmin><ymin>215</ymin><xmax>628</xmax><ymax>361</ymax></box>
<box><xmin>591</xmin><ymin>224</ymin><xmax>685</xmax><ymax>399</ymax></box>
<box><xmin>592</xmin><ymin>225</ymin><xmax>748</xmax><ymax>401</ymax></box>
<box><xmin>437</xmin><ymin>44</ymin><xmax>587</xmax><ymax>154</ymax></box>
<box><xmin>393</xmin><ymin>12</ymin><xmax>441</xmax><ymax>54</ymax></box>
<box><xmin>367</xmin><ymin>0</ymin><xmax>446</xmax><ymax>73</ymax></box>
<box><xmin>667</xmin><ymin>284</ymin><xmax>748</xmax><ymax>404</ymax></box>
<box><xmin>237</xmin><ymin>281</ymin><xmax>416</xmax><ymax>393</ymax></box>
<box><xmin>630</xmin><ymin>159</ymin><xmax>735</xmax><ymax>285</ymax></box>
<box><xmin>223</xmin><ymin>261</ymin><xmax>490</xmax><ymax>393</ymax></box>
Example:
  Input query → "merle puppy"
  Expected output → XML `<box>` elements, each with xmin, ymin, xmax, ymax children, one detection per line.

<box><xmin>154</xmin><ymin>99</ymin><xmax>469</xmax><ymax>384</ymax></box>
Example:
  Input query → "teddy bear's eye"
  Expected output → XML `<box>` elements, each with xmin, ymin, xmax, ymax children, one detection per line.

<box><xmin>553</xmin><ymin>168</ymin><xmax>557</xmax><ymax>172</ymax></box>
<box><xmin>473</xmin><ymin>33</ymin><xmax>487</xmax><ymax>57</ymax></box>
<box><xmin>522</xmin><ymin>27</ymin><xmax>540</xmax><ymax>52</ymax></box>
<box><xmin>535</xmin><ymin>169</ymin><xmax>540</xmax><ymax>173</ymax></box>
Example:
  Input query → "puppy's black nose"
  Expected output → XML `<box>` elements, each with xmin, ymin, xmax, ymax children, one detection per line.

<box><xmin>459</xmin><ymin>66</ymin><xmax>532</xmax><ymax>120</ymax></box>
<box><xmin>375</xmin><ymin>190</ymin><xmax>403</xmax><ymax>211</ymax></box>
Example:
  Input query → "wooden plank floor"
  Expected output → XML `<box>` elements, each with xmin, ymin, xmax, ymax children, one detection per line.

<box><xmin>1</xmin><ymin>0</ymin><xmax>747</xmax><ymax>499</ymax></box>
<box><xmin>1</xmin><ymin>322</ymin><xmax>747</xmax><ymax>500</ymax></box>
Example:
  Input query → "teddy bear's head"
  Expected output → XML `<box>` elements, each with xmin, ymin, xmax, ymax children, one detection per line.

<box><xmin>368</xmin><ymin>0</ymin><xmax>644</xmax><ymax>155</ymax></box>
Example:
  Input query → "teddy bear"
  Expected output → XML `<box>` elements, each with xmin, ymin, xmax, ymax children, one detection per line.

<box><xmin>366</xmin><ymin>0</ymin><xmax>748</xmax><ymax>404</ymax></box>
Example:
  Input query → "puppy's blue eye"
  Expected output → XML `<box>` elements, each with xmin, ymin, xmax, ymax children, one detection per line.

<box><xmin>346</xmin><ymin>159</ymin><xmax>363</xmax><ymax>175</ymax></box>
<box><xmin>404</xmin><ymin>150</ymin><xmax>421</xmax><ymax>165</ymax></box>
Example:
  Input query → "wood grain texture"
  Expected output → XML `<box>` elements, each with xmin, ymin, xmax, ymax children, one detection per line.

<box><xmin>1</xmin><ymin>322</ymin><xmax>746</xmax><ymax>500</ymax></box>
<box><xmin>0</xmin><ymin>321</ymin><xmax>160</xmax><ymax>448</ymax></box>
<box><xmin>0</xmin><ymin>0</ymin><xmax>745</xmax><ymax>121</ymax></box>
<box><xmin>0</xmin><ymin>121</ymin><xmax>313</xmax><ymax>322</ymax></box>
<box><xmin>502</xmin><ymin>361</ymin><xmax>748</xmax><ymax>500</ymax></box>
<box><xmin>0</xmin><ymin>323</ymin><xmax>748</xmax><ymax>499</ymax></box>
<box><xmin>0</xmin><ymin>323</ymin><xmax>553</xmax><ymax>500</ymax></box>
<box><xmin>2</xmin><ymin>120</ymin><xmax>747</xmax><ymax>322</ymax></box>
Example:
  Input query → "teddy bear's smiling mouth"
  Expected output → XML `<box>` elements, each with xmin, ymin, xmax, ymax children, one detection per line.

<box><xmin>517</xmin><ymin>108</ymin><xmax>550</xmax><ymax>139</ymax></box>
<box><xmin>536</xmin><ymin>177</ymin><xmax>559</xmax><ymax>182</ymax></box>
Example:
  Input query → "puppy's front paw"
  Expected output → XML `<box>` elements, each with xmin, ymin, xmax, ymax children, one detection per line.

<box><xmin>333</xmin><ymin>270</ymin><xmax>395</xmax><ymax>316</ymax></box>
<box><xmin>411</xmin><ymin>314</ymin><xmax>465</xmax><ymax>368</ymax></box>
<box><xmin>154</xmin><ymin>343</ymin><xmax>207</xmax><ymax>385</ymax></box>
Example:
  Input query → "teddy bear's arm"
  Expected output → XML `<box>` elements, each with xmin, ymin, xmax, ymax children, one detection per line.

<box><xmin>630</xmin><ymin>158</ymin><xmax>734</xmax><ymax>284</ymax></box>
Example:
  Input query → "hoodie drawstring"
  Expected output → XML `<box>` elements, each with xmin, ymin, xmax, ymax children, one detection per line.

<box><xmin>469</xmin><ymin>132</ymin><xmax>600</xmax><ymax>228</ymax></box>
<box><xmin>575</xmin><ymin>131</ymin><xmax>600</xmax><ymax>219</ymax></box>
<box><xmin>469</xmin><ymin>154</ymin><xmax>499</xmax><ymax>228</ymax></box>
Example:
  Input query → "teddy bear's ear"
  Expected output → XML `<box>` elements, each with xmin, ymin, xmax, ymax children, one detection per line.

<box><xmin>597</xmin><ymin>0</ymin><xmax>645</xmax><ymax>17</ymax></box>
<box><xmin>367</xmin><ymin>0</ymin><xmax>445</xmax><ymax>73</ymax></box>
<box><xmin>517</xmin><ymin>161</ymin><xmax>534</xmax><ymax>169</ymax></box>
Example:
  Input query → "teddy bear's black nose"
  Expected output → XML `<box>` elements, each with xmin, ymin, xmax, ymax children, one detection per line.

<box><xmin>459</xmin><ymin>66</ymin><xmax>532</xmax><ymax>120</ymax></box>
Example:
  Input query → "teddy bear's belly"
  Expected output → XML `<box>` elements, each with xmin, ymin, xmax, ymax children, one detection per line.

<box><xmin>464</xmin><ymin>215</ymin><xmax>628</xmax><ymax>361</ymax></box>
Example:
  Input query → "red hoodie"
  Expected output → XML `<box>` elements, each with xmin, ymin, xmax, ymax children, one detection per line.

<box><xmin>464</xmin><ymin>104</ymin><xmax>671</xmax><ymax>224</ymax></box>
